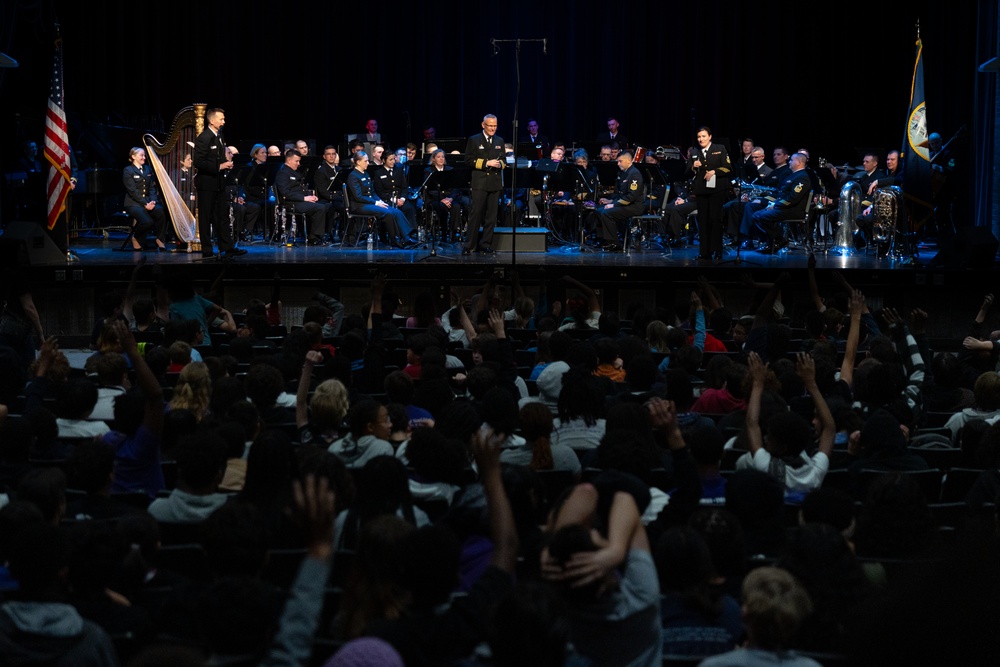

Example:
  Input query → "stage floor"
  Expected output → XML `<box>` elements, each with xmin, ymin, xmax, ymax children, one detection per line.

<box><xmin>61</xmin><ymin>231</ymin><xmax>943</xmax><ymax>273</ymax></box>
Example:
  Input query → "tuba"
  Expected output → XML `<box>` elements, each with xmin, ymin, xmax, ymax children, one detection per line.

<box><xmin>871</xmin><ymin>186</ymin><xmax>902</xmax><ymax>243</ymax></box>
<box><xmin>833</xmin><ymin>180</ymin><xmax>862</xmax><ymax>252</ymax></box>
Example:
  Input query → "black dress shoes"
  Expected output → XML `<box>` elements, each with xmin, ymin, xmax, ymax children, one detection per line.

<box><xmin>461</xmin><ymin>247</ymin><xmax>472</xmax><ymax>255</ymax></box>
<box><xmin>479</xmin><ymin>245</ymin><xmax>495</xmax><ymax>255</ymax></box>
<box><xmin>604</xmin><ymin>243</ymin><xmax>623</xmax><ymax>253</ymax></box>
<box><xmin>223</xmin><ymin>248</ymin><xmax>248</xmax><ymax>258</ymax></box>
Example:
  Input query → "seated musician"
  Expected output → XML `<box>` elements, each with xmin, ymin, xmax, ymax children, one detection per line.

<box><xmin>723</xmin><ymin>146</ymin><xmax>770</xmax><ymax>242</ymax></box>
<box><xmin>405</xmin><ymin>143</ymin><xmax>419</xmax><ymax>163</ymax></box>
<box><xmin>177</xmin><ymin>152</ymin><xmax>196</xmax><ymax>214</ymax></box>
<box><xmin>315</xmin><ymin>145</ymin><xmax>345</xmax><ymax>241</ymax></box>
<box><xmin>243</xmin><ymin>143</ymin><xmax>273</xmax><ymax>238</ymax></box>
<box><xmin>343</xmin><ymin>139</ymin><xmax>365</xmax><ymax>170</ymax></box>
<box><xmin>868</xmin><ymin>149</ymin><xmax>903</xmax><ymax>193</ymax></box>
<box><xmin>222</xmin><ymin>146</ymin><xmax>260</xmax><ymax>244</ymax></box>
<box><xmin>267</xmin><ymin>145</ymin><xmax>281</xmax><ymax>157</ymax></box>
<box><xmin>660</xmin><ymin>180</ymin><xmax>698</xmax><ymax>247</ymax></box>
<box><xmin>522</xmin><ymin>118</ymin><xmax>551</xmax><ymax>158</ymax></box>
<box><xmin>598</xmin><ymin>145</ymin><xmax>614</xmax><ymax>162</ymax></box>
<box><xmin>593</xmin><ymin>150</ymin><xmax>644</xmax><ymax>252</ymax></box>
<box><xmin>597</xmin><ymin>117</ymin><xmax>628</xmax><ymax>150</ymax></box>
<box><xmin>424</xmin><ymin>149</ymin><xmax>468</xmax><ymax>243</ymax></box>
<box><xmin>734</xmin><ymin>147</ymin><xmax>790</xmax><ymax>249</ymax></box>
<box><xmin>752</xmin><ymin>152</ymin><xmax>812</xmax><ymax>254</ymax></box>
<box><xmin>571</xmin><ymin>149</ymin><xmax>599</xmax><ymax>209</ymax></box>
<box><xmin>274</xmin><ymin>149</ymin><xmax>330</xmax><ymax>245</ymax></box>
<box><xmin>122</xmin><ymin>147</ymin><xmax>166</xmax><ymax>250</ymax></box>
<box><xmin>370</xmin><ymin>143</ymin><xmax>386</xmax><ymax>169</ymax></box>
<box><xmin>372</xmin><ymin>151</ymin><xmax>418</xmax><ymax>234</ymax></box>
<box><xmin>532</xmin><ymin>146</ymin><xmax>569</xmax><ymax>215</ymax></box>
<box><xmin>346</xmin><ymin>151</ymin><xmax>413</xmax><ymax>248</ymax></box>
<box><xmin>853</xmin><ymin>152</ymin><xmax>887</xmax><ymax>251</ymax></box>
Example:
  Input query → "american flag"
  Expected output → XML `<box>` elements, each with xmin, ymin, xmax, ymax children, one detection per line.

<box><xmin>44</xmin><ymin>34</ymin><xmax>71</xmax><ymax>231</ymax></box>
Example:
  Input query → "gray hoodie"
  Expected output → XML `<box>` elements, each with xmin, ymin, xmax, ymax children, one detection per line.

<box><xmin>0</xmin><ymin>601</ymin><xmax>118</xmax><ymax>666</ymax></box>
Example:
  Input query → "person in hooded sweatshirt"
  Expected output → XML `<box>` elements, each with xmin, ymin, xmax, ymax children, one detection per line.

<box><xmin>147</xmin><ymin>433</ymin><xmax>230</xmax><ymax>523</ymax></box>
<box><xmin>328</xmin><ymin>400</ymin><xmax>395</xmax><ymax>469</ymax></box>
<box><xmin>0</xmin><ymin>521</ymin><xmax>118</xmax><ymax>666</ymax></box>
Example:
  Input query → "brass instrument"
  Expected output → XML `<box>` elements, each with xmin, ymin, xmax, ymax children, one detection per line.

<box><xmin>871</xmin><ymin>186</ymin><xmax>902</xmax><ymax>244</ymax></box>
<box><xmin>833</xmin><ymin>180</ymin><xmax>862</xmax><ymax>253</ymax></box>
<box><xmin>735</xmin><ymin>179</ymin><xmax>775</xmax><ymax>202</ymax></box>
<box><xmin>654</xmin><ymin>145</ymin><xmax>683</xmax><ymax>161</ymax></box>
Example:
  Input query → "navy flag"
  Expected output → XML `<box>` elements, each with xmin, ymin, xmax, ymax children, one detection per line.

<box><xmin>901</xmin><ymin>36</ymin><xmax>933</xmax><ymax>228</ymax></box>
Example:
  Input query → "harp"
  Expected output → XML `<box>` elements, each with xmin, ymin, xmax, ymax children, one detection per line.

<box><xmin>142</xmin><ymin>103</ymin><xmax>207</xmax><ymax>245</ymax></box>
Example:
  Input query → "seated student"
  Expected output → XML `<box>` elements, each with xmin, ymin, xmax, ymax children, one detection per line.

<box><xmin>296</xmin><ymin>352</ymin><xmax>350</xmax><ymax>448</ymax></box>
<box><xmin>689</xmin><ymin>423</ymin><xmax>728</xmax><ymax>505</ymax></box>
<box><xmin>165</xmin><ymin>341</ymin><xmax>192</xmax><ymax>373</ymax></box>
<box><xmin>55</xmin><ymin>379</ymin><xmax>109</xmax><ymax>439</ymax></box>
<box><xmin>501</xmin><ymin>402</ymin><xmax>582</xmax><ymax>475</ymax></box>
<box><xmin>655</xmin><ymin>526</ymin><xmax>743</xmax><ymax>658</ymax></box>
<box><xmin>101</xmin><ymin>323</ymin><xmax>166</xmax><ymax>499</ymax></box>
<box><xmin>551</xmin><ymin>369</ymin><xmax>607</xmax><ymax>453</ymax></box>
<box><xmin>593</xmin><ymin>338</ymin><xmax>626</xmax><ymax>383</ymax></box>
<box><xmin>327</xmin><ymin>400</ymin><xmax>395</xmax><ymax>469</ymax></box>
<box><xmin>737</xmin><ymin>352</ymin><xmax>835</xmax><ymax>504</ymax></box>
<box><xmin>0</xmin><ymin>523</ymin><xmax>117</xmax><ymax>666</ymax></box>
<box><xmin>543</xmin><ymin>480</ymin><xmax>662</xmax><ymax>667</ymax></box>
<box><xmin>699</xmin><ymin>567</ymin><xmax>821</xmax><ymax>667</ymax></box>
<box><xmin>168</xmin><ymin>361</ymin><xmax>212</xmax><ymax>423</ymax></box>
<box><xmin>403</xmin><ymin>427</ymin><xmax>468</xmax><ymax>505</ymax></box>
<box><xmin>88</xmin><ymin>354</ymin><xmax>129</xmax><ymax>423</ymax></box>
<box><xmin>147</xmin><ymin>433</ymin><xmax>230</xmax><ymax>524</ymax></box>
<box><xmin>65</xmin><ymin>441</ymin><xmax>143</xmax><ymax>521</ymax></box>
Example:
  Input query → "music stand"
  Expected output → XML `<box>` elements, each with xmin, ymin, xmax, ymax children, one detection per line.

<box><xmin>559</xmin><ymin>163</ymin><xmax>599</xmax><ymax>254</ymax></box>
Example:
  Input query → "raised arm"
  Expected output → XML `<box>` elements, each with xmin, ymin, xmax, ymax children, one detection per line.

<box><xmin>697</xmin><ymin>275</ymin><xmax>723</xmax><ymax>313</ymax></box>
<box><xmin>797</xmin><ymin>352</ymin><xmax>834</xmax><ymax>457</ymax></box>
<box><xmin>475</xmin><ymin>272</ymin><xmax>501</xmax><ymax>318</ymax></box>
<box><xmin>806</xmin><ymin>254</ymin><xmax>826</xmax><ymax>313</ymax></box>
<box><xmin>261</xmin><ymin>474</ymin><xmax>335</xmax><ymax>667</ymax></box>
<box><xmin>473</xmin><ymin>426</ymin><xmax>519</xmax><ymax>573</ymax></box>
<box><xmin>296</xmin><ymin>351</ymin><xmax>323</xmax><ymax>429</ymax></box>
<box><xmin>548</xmin><ymin>490</ymin><xmax>646</xmax><ymax>590</ymax></box>
<box><xmin>839</xmin><ymin>289</ymin><xmax>865</xmax><ymax>388</ymax></box>
<box><xmin>114</xmin><ymin>321</ymin><xmax>164</xmax><ymax>436</ymax></box>
<box><xmin>745</xmin><ymin>351</ymin><xmax>768</xmax><ymax>455</ymax></box>
<box><xmin>752</xmin><ymin>272</ymin><xmax>789</xmax><ymax>328</ymax></box>
<box><xmin>970</xmin><ymin>293</ymin><xmax>993</xmax><ymax>339</ymax></box>
<box><xmin>689</xmin><ymin>291</ymin><xmax>706</xmax><ymax>352</ymax></box>
<box><xmin>314</xmin><ymin>291</ymin><xmax>346</xmax><ymax>338</ymax></box>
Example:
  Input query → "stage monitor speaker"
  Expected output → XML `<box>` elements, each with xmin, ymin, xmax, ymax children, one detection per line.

<box><xmin>0</xmin><ymin>221</ymin><xmax>66</xmax><ymax>265</ymax></box>
<box><xmin>956</xmin><ymin>226</ymin><xmax>998</xmax><ymax>270</ymax></box>
<box><xmin>492</xmin><ymin>227</ymin><xmax>547</xmax><ymax>253</ymax></box>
